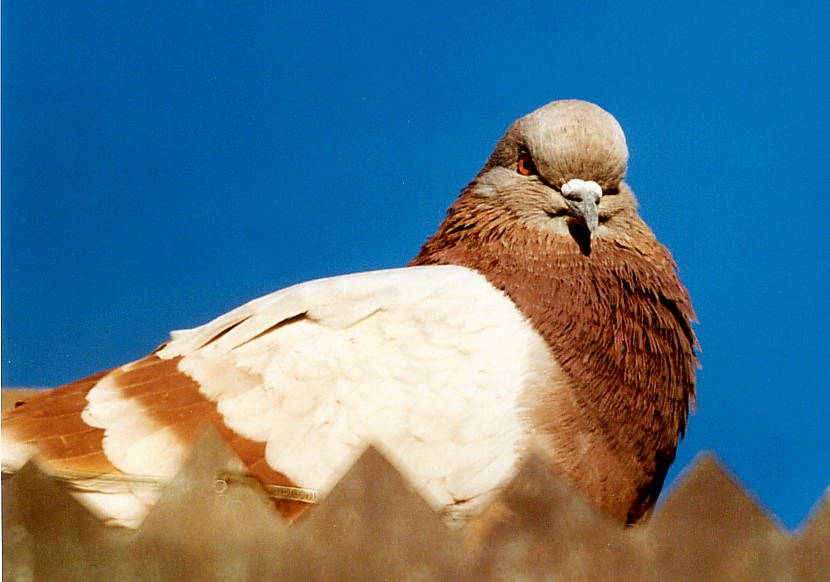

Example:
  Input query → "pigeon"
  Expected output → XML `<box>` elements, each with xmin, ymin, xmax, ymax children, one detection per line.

<box><xmin>1</xmin><ymin>100</ymin><xmax>698</xmax><ymax>528</ymax></box>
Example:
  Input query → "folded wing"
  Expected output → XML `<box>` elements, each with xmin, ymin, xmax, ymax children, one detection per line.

<box><xmin>3</xmin><ymin>265</ymin><xmax>559</xmax><ymax>525</ymax></box>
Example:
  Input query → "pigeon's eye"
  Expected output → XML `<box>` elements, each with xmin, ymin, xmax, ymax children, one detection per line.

<box><xmin>517</xmin><ymin>152</ymin><xmax>536</xmax><ymax>176</ymax></box>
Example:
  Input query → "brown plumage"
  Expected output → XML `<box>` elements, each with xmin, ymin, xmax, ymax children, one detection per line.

<box><xmin>411</xmin><ymin>192</ymin><xmax>697</xmax><ymax>522</ymax></box>
<box><xmin>411</xmin><ymin>101</ymin><xmax>697</xmax><ymax>520</ymax></box>
<box><xmin>2</xmin><ymin>99</ymin><xmax>697</xmax><ymax>526</ymax></box>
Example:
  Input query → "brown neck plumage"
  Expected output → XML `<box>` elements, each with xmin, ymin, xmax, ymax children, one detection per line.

<box><xmin>410</xmin><ymin>192</ymin><xmax>698</xmax><ymax>522</ymax></box>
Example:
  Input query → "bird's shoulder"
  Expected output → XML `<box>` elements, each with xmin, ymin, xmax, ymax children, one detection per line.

<box><xmin>159</xmin><ymin>264</ymin><xmax>529</xmax><ymax>358</ymax></box>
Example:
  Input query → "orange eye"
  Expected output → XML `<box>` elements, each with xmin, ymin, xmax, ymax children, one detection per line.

<box><xmin>517</xmin><ymin>152</ymin><xmax>535</xmax><ymax>176</ymax></box>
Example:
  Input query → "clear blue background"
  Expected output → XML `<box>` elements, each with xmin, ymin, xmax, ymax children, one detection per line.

<box><xmin>3</xmin><ymin>3</ymin><xmax>828</xmax><ymax>530</ymax></box>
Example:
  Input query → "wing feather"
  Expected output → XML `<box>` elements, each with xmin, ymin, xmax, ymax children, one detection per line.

<box><xmin>3</xmin><ymin>265</ymin><xmax>561</xmax><ymax>524</ymax></box>
<box><xmin>158</xmin><ymin>265</ymin><xmax>557</xmax><ymax>511</ymax></box>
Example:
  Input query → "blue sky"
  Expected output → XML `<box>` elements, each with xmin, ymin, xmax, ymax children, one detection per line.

<box><xmin>2</xmin><ymin>3</ymin><xmax>828</xmax><ymax>530</ymax></box>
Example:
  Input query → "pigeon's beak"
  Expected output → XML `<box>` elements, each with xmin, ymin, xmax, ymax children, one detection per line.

<box><xmin>561</xmin><ymin>179</ymin><xmax>603</xmax><ymax>234</ymax></box>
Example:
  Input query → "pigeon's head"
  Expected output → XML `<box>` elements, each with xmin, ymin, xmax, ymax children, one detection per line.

<box><xmin>473</xmin><ymin>100</ymin><xmax>636</xmax><ymax>239</ymax></box>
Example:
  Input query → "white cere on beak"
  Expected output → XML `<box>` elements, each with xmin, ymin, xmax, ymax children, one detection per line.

<box><xmin>561</xmin><ymin>179</ymin><xmax>603</xmax><ymax>202</ymax></box>
<box><xmin>561</xmin><ymin>179</ymin><xmax>603</xmax><ymax>233</ymax></box>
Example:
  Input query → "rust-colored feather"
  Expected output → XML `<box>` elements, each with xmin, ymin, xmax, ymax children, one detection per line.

<box><xmin>4</xmin><ymin>369</ymin><xmax>115</xmax><ymax>474</ymax></box>
<box><xmin>3</xmin><ymin>354</ymin><xmax>309</xmax><ymax>519</ymax></box>
<box><xmin>411</xmin><ymin>190</ymin><xmax>698</xmax><ymax>522</ymax></box>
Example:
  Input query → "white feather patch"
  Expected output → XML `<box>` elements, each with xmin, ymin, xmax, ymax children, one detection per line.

<box><xmin>157</xmin><ymin>265</ymin><xmax>561</xmax><ymax>516</ymax></box>
<box><xmin>72</xmin><ymin>486</ymin><xmax>158</xmax><ymax>529</ymax></box>
<box><xmin>83</xmin><ymin>371</ymin><xmax>187</xmax><ymax>479</ymax></box>
<box><xmin>0</xmin><ymin>438</ymin><xmax>35</xmax><ymax>472</ymax></box>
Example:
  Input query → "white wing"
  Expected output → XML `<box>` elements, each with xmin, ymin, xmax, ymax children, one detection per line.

<box><xmin>84</xmin><ymin>265</ymin><xmax>559</xmax><ymax>516</ymax></box>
